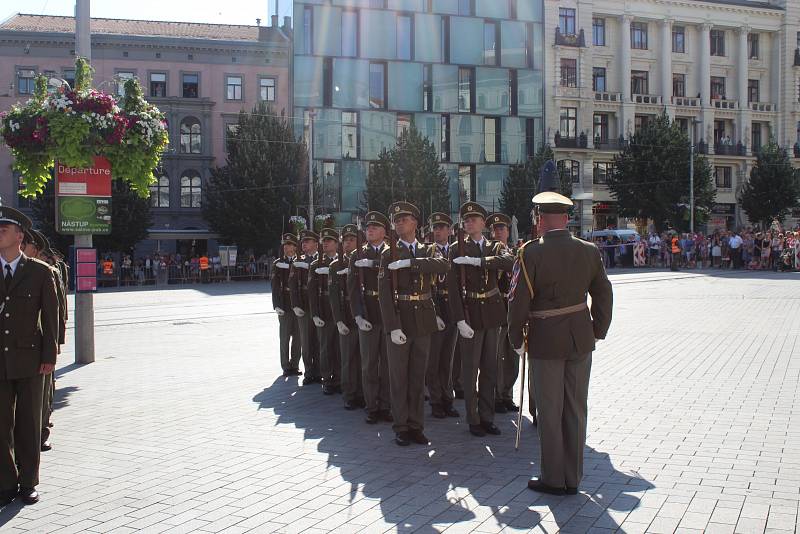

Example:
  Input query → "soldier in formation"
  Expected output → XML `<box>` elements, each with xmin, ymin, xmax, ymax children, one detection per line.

<box><xmin>272</xmin><ymin>234</ymin><xmax>301</xmax><ymax>377</ymax></box>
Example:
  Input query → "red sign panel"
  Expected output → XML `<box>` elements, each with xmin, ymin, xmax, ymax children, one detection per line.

<box><xmin>76</xmin><ymin>248</ymin><xmax>97</xmax><ymax>263</ymax></box>
<box><xmin>76</xmin><ymin>263</ymin><xmax>96</xmax><ymax>277</ymax></box>
<box><xmin>56</xmin><ymin>156</ymin><xmax>112</xmax><ymax>197</ymax></box>
<box><xmin>77</xmin><ymin>277</ymin><xmax>97</xmax><ymax>292</ymax></box>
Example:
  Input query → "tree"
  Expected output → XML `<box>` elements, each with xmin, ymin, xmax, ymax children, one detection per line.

<box><xmin>364</xmin><ymin>125</ymin><xmax>449</xmax><ymax>221</ymax></box>
<box><xmin>203</xmin><ymin>102</ymin><xmax>304</xmax><ymax>254</ymax></box>
<box><xmin>608</xmin><ymin>113</ymin><xmax>715</xmax><ymax>232</ymax></box>
<box><xmin>500</xmin><ymin>144</ymin><xmax>558</xmax><ymax>238</ymax></box>
<box><xmin>739</xmin><ymin>140</ymin><xmax>800</xmax><ymax>228</ymax></box>
<box><xmin>31</xmin><ymin>178</ymin><xmax>151</xmax><ymax>256</ymax></box>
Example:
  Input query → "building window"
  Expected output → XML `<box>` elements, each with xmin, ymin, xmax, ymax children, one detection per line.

<box><xmin>509</xmin><ymin>0</ymin><xmax>517</xmax><ymax>20</ymax></box>
<box><xmin>320</xmin><ymin>161</ymin><xmax>340</xmax><ymax>212</ymax></box>
<box><xmin>342</xmin><ymin>111</ymin><xmax>359</xmax><ymax>159</ymax></box>
<box><xmin>149</xmin><ymin>72</ymin><xmax>166</xmax><ymax>97</ymax></box>
<box><xmin>561</xmin><ymin>59</ymin><xmax>577</xmax><ymax>88</ymax></box>
<box><xmin>303</xmin><ymin>6</ymin><xmax>313</xmax><ymax>55</ymax></box>
<box><xmin>592</xmin><ymin>67</ymin><xmax>606</xmax><ymax>92</ymax></box>
<box><xmin>713</xmin><ymin>120</ymin><xmax>726</xmax><ymax>143</ymax></box>
<box><xmin>116</xmin><ymin>71</ymin><xmax>134</xmax><ymax>97</ymax></box>
<box><xmin>634</xmin><ymin>115</ymin><xmax>650</xmax><ymax>132</ymax></box>
<box><xmin>592</xmin><ymin>18</ymin><xmax>605</xmax><ymax>46</ymax></box>
<box><xmin>397</xmin><ymin>14</ymin><xmax>413</xmax><ymax>60</ymax></box>
<box><xmin>182</xmin><ymin>73</ymin><xmax>199</xmax><ymax>98</ymax></box>
<box><xmin>675</xmin><ymin>117</ymin><xmax>688</xmax><ymax>134</ymax></box>
<box><xmin>710</xmin><ymin>76</ymin><xmax>726</xmax><ymax>100</ymax></box>
<box><xmin>149</xmin><ymin>172</ymin><xmax>170</xmax><ymax>208</ymax></box>
<box><xmin>748</xmin><ymin>79</ymin><xmax>759</xmax><ymax>103</ymax></box>
<box><xmin>631</xmin><ymin>22</ymin><xmax>648</xmax><ymax>50</ymax></box>
<box><xmin>259</xmin><ymin>77</ymin><xmax>276</xmax><ymax>101</ymax></box>
<box><xmin>180</xmin><ymin>117</ymin><xmax>202</xmax><ymax>154</ymax></box>
<box><xmin>224</xmin><ymin>123</ymin><xmax>239</xmax><ymax>151</ymax></box>
<box><xmin>483</xmin><ymin>21</ymin><xmax>499</xmax><ymax>66</ymax></box>
<box><xmin>63</xmin><ymin>69</ymin><xmax>75</xmax><ymax>89</ymax></box>
<box><xmin>397</xmin><ymin>113</ymin><xmax>412</xmax><ymax>139</ymax></box>
<box><xmin>441</xmin><ymin>114</ymin><xmax>450</xmax><ymax>162</ymax></box>
<box><xmin>484</xmin><ymin>117</ymin><xmax>500</xmax><ymax>163</ymax></box>
<box><xmin>369</xmin><ymin>62</ymin><xmax>387</xmax><ymax>109</ymax></box>
<box><xmin>342</xmin><ymin>10</ymin><xmax>358</xmax><ymax>58</ymax></box>
<box><xmin>16</xmin><ymin>69</ymin><xmax>36</xmax><ymax>94</ymax></box>
<box><xmin>369</xmin><ymin>0</ymin><xmax>386</xmax><ymax>7</ymax></box>
<box><xmin>509</xmin><ymin>70</ymin><xmax>518</xmax><ymax>115</ymax></box>
<box><xmin>714</xmin><ymin>166</ymin><xmax>732</xmax><ymax>189</ymax></box>
<box><xmin>751</xmin><ymin>123</ymin><xmax>762</xmax><ymax>151</ymax></box>
<box><xmin>180</xmin><ymin>171</ymin><xmax>202</xmax><ymax>208</ymax></box>
<box><xmin>631</xmin><ymin>70</ymin><xmax>648</xmax><ymax>95</ymax></box>
<box><xmin>458</xmin><ymin>165</ymin><xmax>475</xmax><ymax>202</ymax></box>
<box><xmin>559</xmin><ymin>107</ymin><xmax>577</xmax><ymax>138</ymax></box>
<box><xmin>593</xmin><ymin>162</ymin><xmax>613</xmax><ymax>184</ymax></box>
<box><xmin>323</xmin><ymin>58</ymin><xmax>333</xmax><ymax>107</ymax></box>
<box><xmin>559</xmin><ymin>8</ymin><xmax>576</xmax><ymax>36</ymax></box>
<box><xmin>423</xmin><ymin>64</ymin><xmax>433</xmax><ymax>111</ymax></box>
<box><xmin>748</xmin><ymin>33</ymin><xmax>759</xmax><ymax>59</ymax></box>
<box><xmin>441</xmin><ymin>17</ymin><xmax>450</xmax><ymax>63</ymax></box>
<box><xmin>672</xmin><ymin>26</ymin><xmax>685</xmax><ymax>53</ymax></box>
<box><xmin>593</xmin><ymin>113</ymin><xmax>609</xmax><ymax>143</ymax></box>
<box><xmin>525</xmin><ymin>118</ymin><xmax>537</xmax><ymax>159</ymax></box>
<box><xmin>710</xmin><ymin>29</ymin><xmax>725</xmax><ymax>57</ymax></box>
<box><xmin>458</xmin><ymin>0</ymin><xmax>474</xmax><ymax>16</ymax></box>
<box><xmin>526</xmin><ymin>22</ymin><xmax>535</xmax><ymax>68</ymax></box>
<box><xmin>226</xmin><ymin>75</ymin><xmax>243</xmax><ymax>100</ymax></box>
<box><xmin>672</xmin><ymin>73</ymin><xmax>685</xmax><ymax>97</ymax></box>
<box><xmin>458</xmin><ymin>67</ymin><xmax>474</xmax><ymax>113</ymax></box>
<box><xmin>557</xmin><ymin>159</ymin><xmax>580</xmax><ymax>184</ymax></box>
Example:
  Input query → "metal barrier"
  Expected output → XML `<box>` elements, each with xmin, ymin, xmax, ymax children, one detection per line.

<box><xmin>97</xmin><ymin>261</ymin><xmax>272</xmax><ymax>289</ymax></box>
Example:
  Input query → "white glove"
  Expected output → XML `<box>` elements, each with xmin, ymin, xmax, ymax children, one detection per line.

<box><xmin>274</xmin><ymin>307</ymin><xmax>285</xmax><ymax>317</ymax></box>
<box><xmin>337</xmin><ymin>268</ymin><xmax>350</xmax><ymax>275</ymax></box>
<box><xmin>457</xmin><ymin>320</ymin><xmax>474</xmax><ymax>339</ymax></box>
<box><xmin>355</xmin><ymin>315</ymin><xmax>373</xmax><ymax>332</ymax></box>
<box><xmin>276</xmin><ymin>262</ymin><xmax>290</xmax><ymax>269</ymax></box>
<box><xmin>436</xmin><ymin>316</ymin><xmax>446</xmax><ymax>331</ymax></box>
<box><xmin>354</xmin><ymin>258</ymin><xmax>375</xmax><ymax>268</ymax></box>
<box><xmin>513</xmin><ymin>345</ymin><xmax>525</xmax><ymax>357</ymax></box>
<box><xmin>313</xmin><ymin>316</ymin><xmax>325</xmax><ymax>327</ymax></box>
<box><xmin>293</xmin><ymin>307</ymin><xmax>305</xmax><ymax>317</ymax></box>
<box><xmin>390</xmin><ymin>329</ymin><xmax>407</xmax><ymax>345</ymax></box>
<box><xmin>453</xmin><ymin>256</ymin><xmax>482</xmax><ymax>266</ymax></box>
<box><xmin>388</xmin><ymin>259</ymin><xmax>412</xmax><ymax>270</ymax></box>
<box><xmin>337</xmin><ymin>321</ymin><xmax>350</xmax><ymax>336</ymax></box>
<box><xmin>293</xmin><ymin>261</ymin><xmax>309</xmax><ymax>269</ymax></box>
<box><xmin>315</xmin><ymin>267</ymin><xmax>330</xmax><ymax>275</ymax></box>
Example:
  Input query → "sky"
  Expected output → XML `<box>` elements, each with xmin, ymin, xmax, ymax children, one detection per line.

<box><xmin>1</xmin><ymin>0</ymin><xmax>293</xmax><ymax>27</ymax></box>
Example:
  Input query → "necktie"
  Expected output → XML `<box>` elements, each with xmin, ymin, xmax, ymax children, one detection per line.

<box><xmin>4</xmin><ymin>265</ymin><xmax>12</xmax><ymax>291</ymax></box>
<box><xmin>408</xmin><ymin>244</ymin><xmax>414</xmax><ymax>256</ymax></box>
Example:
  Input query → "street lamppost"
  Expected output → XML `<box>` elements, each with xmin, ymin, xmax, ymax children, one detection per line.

<box><xmin>689</xmin><ymin>119</ymin><xmax>700</xmax><ymax>234</ymax></box>
<box><xmin>307</xmin><ymin>109</ymin><xmax>316</xmax><ymax>223</ymax></box>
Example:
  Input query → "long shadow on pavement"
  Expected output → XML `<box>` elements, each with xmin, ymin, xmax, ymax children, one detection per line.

<box><xmin>254</xmin><ymin>376</ymin><xmax>653</xmax><ymax>532</ymax></box>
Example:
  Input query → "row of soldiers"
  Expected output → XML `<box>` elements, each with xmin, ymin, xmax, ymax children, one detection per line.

<box><xmin>271</xmin><ymin>201</ymin><xmax>526</xmax><ymax>446</ymax></box>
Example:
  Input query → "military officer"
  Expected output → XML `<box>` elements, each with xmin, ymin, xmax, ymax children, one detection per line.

<box><xmin>272</xmin><ymin>233</ymin><xmax>302</xmax><ymax>377</ymax></box>
<box><xmin>308</xmin><ymin>228</ymin><xmax>342</xmax><ymax>395</ymax></box>
<box><xmin>0</xmin><ymin>207</ymin><xmax>59</xmax><ymax>506</ymax></box>
<box><xmin>507</xmin><ymin>165</ymin><xmax>613</xmax><ymax>495</ymax></box>
<box><xmin>289</xmin><ymin>230</ymin><xmax>322</xmax><ymax>385</ymax></box>
<box><xmin>450</xmin><ymin>220</ymin><xmax>464</xmax><ymax>401</ymax></box>
<box><xmin>347</xmin><ymin>212</ymin><xmax>392</xmax><ymax>424</ymax></box>
<box><xmin>448</xmin><ymin>202</ymin><xmax>514</xmax><ymax>438</ymax></box>
<box><xmin>378</xmin><ymin>201</ymin><xmax>448</xmax><ymax>446</ymax></box>
<box><xmin>425</xmin><ymin>213</ymin><xmax>459</xmax><ymax>419</ymax></box>
<box><xmin>328</xmin><ymin>225</ymin><xmax>364</xmax><ymax>410</ymax></box>
<box><xmin>487</xmin><ymin>213</ymin><xmax>522</xmax><ymax>416</ymax></box>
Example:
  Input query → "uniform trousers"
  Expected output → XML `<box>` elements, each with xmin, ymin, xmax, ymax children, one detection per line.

<box><xmin>460</xmin><ymin>328</ymin><xmax>498</xmax><ymax>425</ymax></box>
<box><xmin>0</xmin><ymin>374</ymin><xmax>44</xmax><ymax>491</ymax></box>
<box><xmin>296</xmin><ymin>314</ymin><xmax>320</xmax><ymax>379</ymax></box>
<box><xmin>359</xmin><ymin>327</ymin><xmax>390</xmax><ymax>413</ymax></box>
<box><xmin>531</xmin><ymin>352</ymin><xmax>592</xmax><ymax>489</ymax></box>
<box><xmin>496</xmin><ymin>326</ymin><xmax>521</xmax><ymax>404</ymax></box>
<box><xmin>278</xmin><ymin>312</ymin><xmax>301</xmax><ymax>372</ymax></box>
<box><xmin>41</xmin><ymin>373</ymin><xmax>54</xmax><ymax>443</ymax></box>
<box><xmin>426</xmin><ymin>324</ymin><xmax>457</xmax><ymax>409</ymax></box>
<box><xmin>387</xmin><ymin>335</ymin><xmax>430</xmax><ymax>434</ymax></box>
<box><xmin>317</xmin><ymin>323</ymin><xmax>340</xmax><ymax>388</ymax></box>
<box><xmin>339</xmin><ymin>329</ymin><xmax>362</xmax><ymax>403</ymax></box>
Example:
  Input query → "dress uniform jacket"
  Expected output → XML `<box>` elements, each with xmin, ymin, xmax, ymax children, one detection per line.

<box><xmin>346</xmin><ymin>243</ymin><xmax>384</xmax><ymax>323</ymax></box>
<box><xmin>271</xmin><ymin>256</ymin><xmax>294</xmax><ymax>312</ymax></box>
<box><xmin>328</xmin><ymin>253</ymin><xmax>355</xmax><ymax>328</ymax></box>
<box><xmin>507</xmin><ymin>229</ymin><xmax>613</xmax><ymax>357</ymax></box>
<box><xmin>308</xmin><ymin>254</ymin><xmax>335</xmax><ymax>322</ymax></box>
<box><xmin>288</xmin><ymin>253</ymin><xmax>315</xmax><ymax>312</ymax></box>
<box><xmin>447</xmin><ymin>239</ymin><xmax>514</xmax><ymax>331</ymax></box>
<box><xmin>431</xmin><ymin>244</ymin><xmax>453</xmax><ymax>325</ymax></box>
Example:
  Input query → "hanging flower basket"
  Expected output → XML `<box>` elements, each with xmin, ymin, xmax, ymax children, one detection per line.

<box><xmin>314</xmin><ymin>214</ymin><xmax>334</xmax><ymax>233</ymax></box>
<box><xmin>289</xmin><ymin>215</ymin><xmax>307</xmax><ymax>235</ymax></box>
<box><xmin>0</xmin><ymin>57</ymin><xmax>169</xmax><ymax>198</ymax></box>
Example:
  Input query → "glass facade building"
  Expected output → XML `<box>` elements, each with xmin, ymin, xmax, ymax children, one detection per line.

<box><xmin>293</xmin><ymin>0</ymin><xmax>544</xmax><ymax>223</ymax></box>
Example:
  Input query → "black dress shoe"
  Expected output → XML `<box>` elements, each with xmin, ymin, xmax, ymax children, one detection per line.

<box><xmin>409</xmin><ymin>430</ymin><xmax>430</xmax><ymax>445</ymax></box>
<box><xmin>292</xmin><ymin>369</ymin><xmax>303</xmax><ymax>376</ymax></box>
<box><xmin>365</xmin><ymin>411</ymin><xmax>379</xmax><ymax>424</ymax></box>
<box><xmin>566</xmin><ymin>487</ymin><xmax>578</xmax><ymax>495</ymax></box>
<box><xmin>528</xmin><ymin>479</ymin><xmax>565</xmax><ymax>495</ymax></box>
<box><xmin>469</xmin><ymin>424</ymin><xmax>486</xmax><ymax>437</ymax></box>
<box><xmin>282</xmin><ymin>369</ymin><xmax>291</xmax><ymax>377</ymax></box>
<box><xmin>494</xmin><ymin>402</ymin><xmax>508</xmax><ymax>414</ymax></box>
<box><xmin>481</xmin><ymin>422</ymin><xmax>501</xmax><ymax>435</ymax></box>
<box><xmin>380</xmin><ymin>410</ymin><xmax>394</xmax><ymax>423</ymax></box>
<box><xmin>431</xmin><ymin>405</ymin><xmax>446</xmax><ymax>419</ymax></box>
<box><xmin>394</xmin><ymin>432</ymin><xmax>411</xmax><ymax>446</ymax></box>
<box><xmin>40</xmin><ymin>441</ymin><xmax>52</xmax><ymax>452</ymax></box>
<box><xmin>18</xmin><ymin>487</ymin><xmax>39</xmax><ymax>505</ymax></box>
<box><xmin>454</xmin><ymin>390</ymin><xmax>464</xmax><ymax>399</ymax></box>
<box><xmin>0</xmin><ymin>489</ymin><xmax>15</xmax><ymax>506</ymax></box>
<box><xmin>503</xmin><ymin>399</ymin><xmax>519</xmax><ymax>412</ymax></box>
<box><xmin>443</xmin><ymin>405</ymin><xmax>460</xmax><ymax>418</ymax></box>
<box><xmin>343</xmin><ymin>401</ymin><xmax>357</xmax><ymax>410</ymax></box>
<box><xmin>302</xmin><ymin>377</ymin><xmax>313</xmax><ymax>386</ymax></box>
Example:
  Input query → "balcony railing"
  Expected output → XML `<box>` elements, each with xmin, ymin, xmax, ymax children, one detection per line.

<box><xmin>750</xmin><ymin>102</ymin><xmax>775</xmax><ymax>112</ymax></box>
<box><xmin>554</xmin><ymin>133</ymin><xmax>589</xmax><ymax>149</ymax></box>
<box><xmin>672</xmin><ymin>96</ymin><xmax>699</xmax><ymax>107</ymax></box>
<box><xmin>595</xmin><ymin>91</ymin><xmax>622</xmax><ymax>102</ymax></box>
<box><xmin>712</xmin><ymin>98</ymin><xmax>738</xmax><ymax>109</ymax></box>
<box><xmin>714</xmin><ymin>142</ymin><xmax>746</xmax><ymax>156</ymax></box>
<box><xmin>594</xmin><ymin>137</ymin><xmax>625</xmax><ymax>150</ymax></box>
<box><xmin>632</xmin><ymin>94</ymin><xmax>662</xmax><ymax>105</ymax></box>
<box><xmin>555</xmin><ymin>27</ymin><xmax>587</xmax><ymax>47</ymax></box>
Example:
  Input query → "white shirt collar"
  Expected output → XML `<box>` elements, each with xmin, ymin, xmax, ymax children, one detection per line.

<box><xmin>400</xmin><ymin>239</ymin><xmax>419</xmax><ymax>250</ymax></box>
<box><xmin>1</xmin><ymin>253</ymin><xmax>22</xmax><ymax>276</ymax></box>
<box><xmin>472</xmin><ymin>237</ymin><xmax>485</xmax><ymax>248</ymax></box>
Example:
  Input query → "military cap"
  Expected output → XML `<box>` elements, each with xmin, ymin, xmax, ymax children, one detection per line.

<box><xmin>299</xmin><ymin>230</ymin><xmax>320</xmax><ymax>242</ymax></box>
<box><xmin>388</xmin><ymin>201</ymin><xmax>420</xmax><ymax>221</ymax></box>
<box><xmin>0</xmin><ymin>206</ymin><xmax>32</xmax><ymax>229</ymax></box>
<box><xmin>487</xmin><ymin>213</ymin><xmax>511</xmax><ymax>227</ymax></box>
<box><xmin>281</xmin><ymin>233</ymin><xmax>299</xmax><ymax>246</ymax></box>
<box><xmin>365</xmin><ymin>211</ymin><xmax>390</xmax><ymax>229</ymax></box>
<box><xmin>459</xmin><ymin>201</ymin><xmax>487</xmax><ymax>220</ymax></box>
<box><xmin>341</xmin><ymin>224</ymin><xmax>358</xmax><ymax>238</ymax></box>
<box><xmin>33</xmin><ymin>229</ymin><xmax>50</xmax><ymax>253</ymax></box>
<box><xmin>532</xmin><ymin>160</ymin><xmax>573</xmax><ymax>213</ymax></box>
<box><xmin>320</xmin><ymin>227</ymin><xmax>340</xmax><ymax>242</ymax></box>
<box><xmin>428</xmin><ymin>212</ymin><xmax>453</xmax><ymax>228</ymax></box>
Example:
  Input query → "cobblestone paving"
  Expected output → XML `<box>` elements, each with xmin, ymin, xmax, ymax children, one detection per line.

<box><xmin>0</xmin><ymin>270</ymin><xmax>797</xmax><ymax>533</ymax></box>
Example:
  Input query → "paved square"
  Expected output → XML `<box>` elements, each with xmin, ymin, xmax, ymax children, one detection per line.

<box><xmin>0</xmin><ymin>270</ymin><xmax>797</xmax><ymax>533</ymax></box>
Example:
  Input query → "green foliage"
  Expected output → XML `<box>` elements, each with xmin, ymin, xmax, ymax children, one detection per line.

<box><xmin>609</xmin><ymin>113</ymin><xmax>716</xmax><ymax>232</ymax></box>
<box><xmin>500</xmin><ymin>144</ymin><xmax>556</xmax><ymax>237</ymax></box>
<box><xmin>739</xmin><ymin>139</ymin><xmax>800</xmax><ymax>228</ymax></box>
